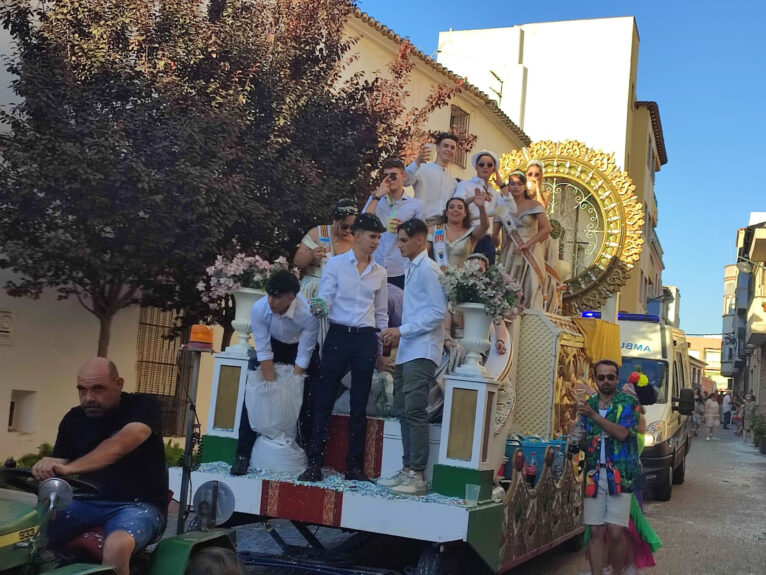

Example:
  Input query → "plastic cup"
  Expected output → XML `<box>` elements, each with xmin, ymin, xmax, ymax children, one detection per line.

<box><xmin>465</xmin><ymin>483</ymin><xmax>481</xmax><ymax>505</ymax></box>
<box><xmin>424</xmin><ymin>142</ymin><xmax>436</xmax><ymax>163</ymax></box>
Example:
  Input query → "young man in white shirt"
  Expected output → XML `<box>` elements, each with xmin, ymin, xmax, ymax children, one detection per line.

<box><xmin>379</xmin><ymin>218</ymin><xmax>448</xmax><ymax>495</ymax></box>
<box><xmin>722</xmin><ymin>391</ymin><xmax>732</xmax><ymax>429</ymax></box>
<box><xmin>231</xmin><ymin>270</ymin><xmax>319</xmax><ymax>475</ymax></box>
<box><xmin>404</xmin><ymin>133</ymin><xmax>458</xmax><ymax>225</ymax></box>
<box><xmin>364</xmin><ymin>157</ymin><xmax>425</xmax><ymax>290</ymax></box>
<box><xmin>299</xmin><ymin>213</ymin><xmax>389</xmax><ymax>483</ymax></box>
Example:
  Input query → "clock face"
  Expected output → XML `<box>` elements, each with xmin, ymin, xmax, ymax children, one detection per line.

<box><xmin>498</xmin><ymin>140</ymin><xmax>644</xmax><ymax>314</ymax></box>
<box><xmin>544</xmin><ymin>176</ymin><xmax>606</xmax><ymax>282</ymax></box>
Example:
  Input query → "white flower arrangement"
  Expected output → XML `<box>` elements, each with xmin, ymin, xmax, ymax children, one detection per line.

<box><xmin>197</xmin><ymin>251</ymin><xmax>296</xmax><ymax>308</ymax></box>
<box><xmin>440</xmin><ymin>259</ymin><xmax>524</xmax><ymax>322</ymax></box>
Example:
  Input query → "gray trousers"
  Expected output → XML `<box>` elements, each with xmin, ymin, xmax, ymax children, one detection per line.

<box><xmin>394</xmin><ymin>358</ymin><xmax>436</xmax><ymax>471</ymax></box>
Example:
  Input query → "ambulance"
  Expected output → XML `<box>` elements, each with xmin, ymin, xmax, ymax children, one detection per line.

<box><xmin>618</xmin><ymin>312</ymin><xmax>693</xmax><ymax>501</ymax></box>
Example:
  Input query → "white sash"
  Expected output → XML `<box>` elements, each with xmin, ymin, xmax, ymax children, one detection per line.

<box><xmin>432</xmin><ymin>225</ymin><xmax>448</xmax><ymax>270</ymax></box>
<box><xmin>498</xmin><ymin>209</ymin><xmax>546</xmax><ymax>287</ymax></box>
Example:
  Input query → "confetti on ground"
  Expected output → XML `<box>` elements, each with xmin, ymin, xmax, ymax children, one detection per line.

<box><xmin>196</xmin><ymin>461</ymin><xmax>469</xmax><ymax>506</ymax></box>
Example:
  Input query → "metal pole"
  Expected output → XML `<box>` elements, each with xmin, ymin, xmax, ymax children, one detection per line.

<box><xmin>176</xmin><ymin>349</ymin><xmax>201</xmax><ymax>535</ymax></box>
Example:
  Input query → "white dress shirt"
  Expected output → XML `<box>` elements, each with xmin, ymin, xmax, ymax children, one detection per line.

<box><xmin>453</xmin><ymin>176</ymin><xmax>500</xmax><ymax>228</ymax></box>
<box><xmin>404</xmin><ymin>161</ymin><xmax>457</xmax><ymax>220</ymax></box>
<box><xmin>250</xmin><ymin>293</ymin><xmax>319</xmax><ymax>369</ymax></box>
<box><xmin>318</xmin><ymin>250</ymin><xmax>388</xmax><ymax>331</ymax></box>
<box><xmin>363</xmin><ymin>193</ymin><xmax>425</xmax><ymax>278</ymax></box>
<box><xmin>397</xmin><ymin>250</ymin><xmax>448</xmax><ymax>366</ymax></box>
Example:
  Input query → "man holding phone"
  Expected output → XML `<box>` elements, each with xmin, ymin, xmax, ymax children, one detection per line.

<box><xmin>404</xmin><ymin>133</ymin><xmax>458</xmax><ymax>226</ymax></box>
<box><xmin>364</xmin><ymin>158</ymin><xmax>424</xmax><ymax>289</ymax></box>
<box><xmin>576</xmin><ymin>359</ymin><xmax>641</xmax><ymax>575</ymax></box>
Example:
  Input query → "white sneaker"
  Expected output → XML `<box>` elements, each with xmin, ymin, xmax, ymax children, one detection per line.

<box><xmin>377</xmin><ymin>469</ymin><xmax>408</xmax><ymax>488</ymax></box>
<box><xmin>602</xmin><ymin>566</ymin><xmax>613</xmax><ymax>575</ymax></box>
<box><xmin>623</xmin><ymin>564</ymin><xmax>639</xmax><ymax>575</ymax></box>
<box><xmin>390</xmin><ymin>470</ymin><xmax>428</xmax><ymax>496</ymax></box>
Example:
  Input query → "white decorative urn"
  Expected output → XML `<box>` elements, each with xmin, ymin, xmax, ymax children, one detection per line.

<box><xmin>454</xmin><ymin>302</ymin><xmax>492</xmax><ymax>377</ymax></box>
<box><xmin>227</xmin><ymin>288</ymin><xmax>266</xmax><ymax>353</ymax></box>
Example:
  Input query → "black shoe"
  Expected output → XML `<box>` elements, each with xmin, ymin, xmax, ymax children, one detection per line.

<box><xmin>297</xmin><ymin>465</ymin><xmax>322</xmax><ymax>483</ymax></box>
<box><xmin>345</xmin><ymin>468</ymin><xmax>373</xmax><ymax>482</ymax></box>
<box><xmin>230</xmin><ymin>455</ymin><xmax>249</xmax><ymax>476</ymax></box>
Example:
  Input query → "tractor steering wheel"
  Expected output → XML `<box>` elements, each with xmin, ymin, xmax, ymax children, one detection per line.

<box><xmin>0</xmin><ymin>467</ymin><xmax>101</xmax><ymax>499</ymax></box>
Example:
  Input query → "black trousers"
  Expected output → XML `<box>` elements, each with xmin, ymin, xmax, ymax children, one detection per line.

<box><xmin>235</xmin><ymin>337</ymin><xmax>319</xmax><ymax>458</ymax></box>
<box><xmin>308</xmin><ymin>324</ymin><xmax>378</xmax><ymax>470</ymax></box>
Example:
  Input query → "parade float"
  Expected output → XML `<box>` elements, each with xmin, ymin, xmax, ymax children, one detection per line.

<box><xmin>168</xmin><ymin>140</ymin><xmax>646</xmax><ymax>574</ymax></box>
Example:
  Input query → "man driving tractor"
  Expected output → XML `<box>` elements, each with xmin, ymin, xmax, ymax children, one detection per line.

<box><xmin>32</xmin><ymin>357</ymin><xmax>168</xmax><ymax>575</ymax></box>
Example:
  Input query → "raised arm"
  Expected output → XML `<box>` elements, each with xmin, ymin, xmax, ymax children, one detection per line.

<box><xmin>470</xmin><ymin>191</ymin><xmax>490</xmax><ymax>240</ymax></box>
<box><xmin>294</xmin><ymin>227</ymin><xmax>324</xmax><ymax>271</ymax></box>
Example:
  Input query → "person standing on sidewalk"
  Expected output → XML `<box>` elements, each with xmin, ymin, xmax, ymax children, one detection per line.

<box><xmin>743</xmin><ymin>392</ymin><xmax>759</xmax><ymax>444</ymax></box>
<box><xmin>576</xmin><ymin>359</ymin><xmax>641</xmax><ymax>575</ymax></box>
<box><xmin>378</xmin><ymin>218</ymin><xmax>448</xmax><ymax>495</ymax></box>
<box><xmin>722</xmin><ymin>391</ymin><xmax>733</xmax><ymax>429</ymax></box>
<box><xmin>704</xmin><ymin>392</ymin><xmax>720</xmax><ymax>440</ymax></box>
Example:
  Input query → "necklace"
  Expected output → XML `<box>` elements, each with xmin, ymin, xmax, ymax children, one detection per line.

<box><xmin>598</xmin><ymin>398</ymin><xmax>612</xmax><ymax>410</ymax></box>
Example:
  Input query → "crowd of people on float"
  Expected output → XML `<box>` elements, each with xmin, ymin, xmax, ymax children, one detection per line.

<box><xmin>230</xmin><ymin>131</ymin><xmax>563</xmax><ymax>495</ymax></box>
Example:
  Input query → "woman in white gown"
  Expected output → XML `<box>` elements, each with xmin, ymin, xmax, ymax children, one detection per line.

<box><xmin>430</xmin><ymin>193</ymin><xmax>489</xmax><ymax>269</ymax></box>
<box><xmin>498</xmin><ymin>172</ymin><xmax>552</xmax><ymax>310</ymax></box>
<box><xmin>526</xmin><ymin>160</ymin><xmax>563</xmax><ymax>313</ymax></box>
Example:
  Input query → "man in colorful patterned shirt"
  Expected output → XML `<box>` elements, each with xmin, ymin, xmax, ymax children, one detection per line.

<box><xmin>576</xmin><ymin>359</ymin><xmax>640</xmax><ymax>575</ymax></box>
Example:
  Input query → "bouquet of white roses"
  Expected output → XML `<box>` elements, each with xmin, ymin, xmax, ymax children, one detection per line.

<box><xmin>197</xmin><ymin>251</ymin><xmax>295</xmax><ymax>308</ymax></box>
<box><xmin>440</xmin><ymin>259</ymin><xmax>523</xmax><ymax>322</ymax></box>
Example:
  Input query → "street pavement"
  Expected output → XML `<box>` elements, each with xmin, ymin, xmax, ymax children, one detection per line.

<box><xmin>507</xmin><ymin>425</ymin><xmax>766</xmax><ymax>575</ymax></box>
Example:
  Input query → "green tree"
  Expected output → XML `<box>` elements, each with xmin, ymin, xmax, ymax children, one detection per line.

<box><xmin>0</xmin><ymin>1</ymin><xmax>470</xmax><ymax>352</ymax></box>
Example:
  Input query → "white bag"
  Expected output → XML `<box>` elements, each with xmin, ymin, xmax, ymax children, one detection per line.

<box><xmin>250</xmin><ymin>436</ymin><xmax>307</xmax><ymax>475</ymax></box>
<box><xmin>245</xmin><ymin>363</ymin><xmax>305</xmax><ymax>440</ymax></box>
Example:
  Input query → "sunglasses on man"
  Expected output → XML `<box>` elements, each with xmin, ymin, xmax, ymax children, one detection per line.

<box><xmin>596</xmin><ymin>373</ymin><xmax>618</xmax><ymax>382</ymax></box>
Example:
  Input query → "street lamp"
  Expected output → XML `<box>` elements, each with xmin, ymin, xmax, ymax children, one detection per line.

<box><xmin>736</xmin><ymin>256</ymin><xmax>765</xmax><ymax>274</ymax></box>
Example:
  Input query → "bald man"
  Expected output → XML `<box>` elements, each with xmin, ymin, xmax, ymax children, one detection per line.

<box><xmin>32</xmin><ymin>358</ymin><xmax>167</xmax><ymax>575</ymax></box>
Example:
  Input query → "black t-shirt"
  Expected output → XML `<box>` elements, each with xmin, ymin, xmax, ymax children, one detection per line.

<box><xmin>52</xmin><ymin>393</ymin><xmax>168</xmax><ymax>503</ymax></box>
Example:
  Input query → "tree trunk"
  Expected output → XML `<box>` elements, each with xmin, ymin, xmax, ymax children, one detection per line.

<box><xmin>97</xmin><ymin>312</ymin><xmax>113</xmax><ymax>357</ymax></box>
<box><xmin>221</xmin><ymin>322</ymin><xmax>234</xmax><ymax>350</ymax></box>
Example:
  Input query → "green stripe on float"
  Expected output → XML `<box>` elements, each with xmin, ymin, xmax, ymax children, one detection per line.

<box><xmin>200</xmin><ymin>435</ymin><xmax>237</xmax><ymax>464</ymax></box>
<box><xmin>466</xmin><ymin>503</ymin><xmax>504</xmax><ymax>573</ymax></box>
<box><xmin>430</xmin><ymin>463</ymin><xmax>494</xmax><ymax>499</ymax></box>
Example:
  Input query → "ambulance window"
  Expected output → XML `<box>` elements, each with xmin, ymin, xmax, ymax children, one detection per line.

<box><xmin>672</xmin><ymin>356</ymin><xmax>681</xmax><ymax>398</ymax></box>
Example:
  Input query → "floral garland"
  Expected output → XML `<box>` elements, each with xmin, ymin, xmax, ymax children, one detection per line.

<box><xmin>440</xmin><ymin>259</ymin><xmax>524</xmax><ymax>322</ymax></box>
<box><xmin>197</xmin><ymin>250</ymin><xmax>297</xmax><ymax>309</ymax></box>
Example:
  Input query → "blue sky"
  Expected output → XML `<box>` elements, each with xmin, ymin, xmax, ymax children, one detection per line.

<box><xmin>359</xmin><ymin>0</ymin><xmax>765</xmax><ymax>335</ymax></box>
